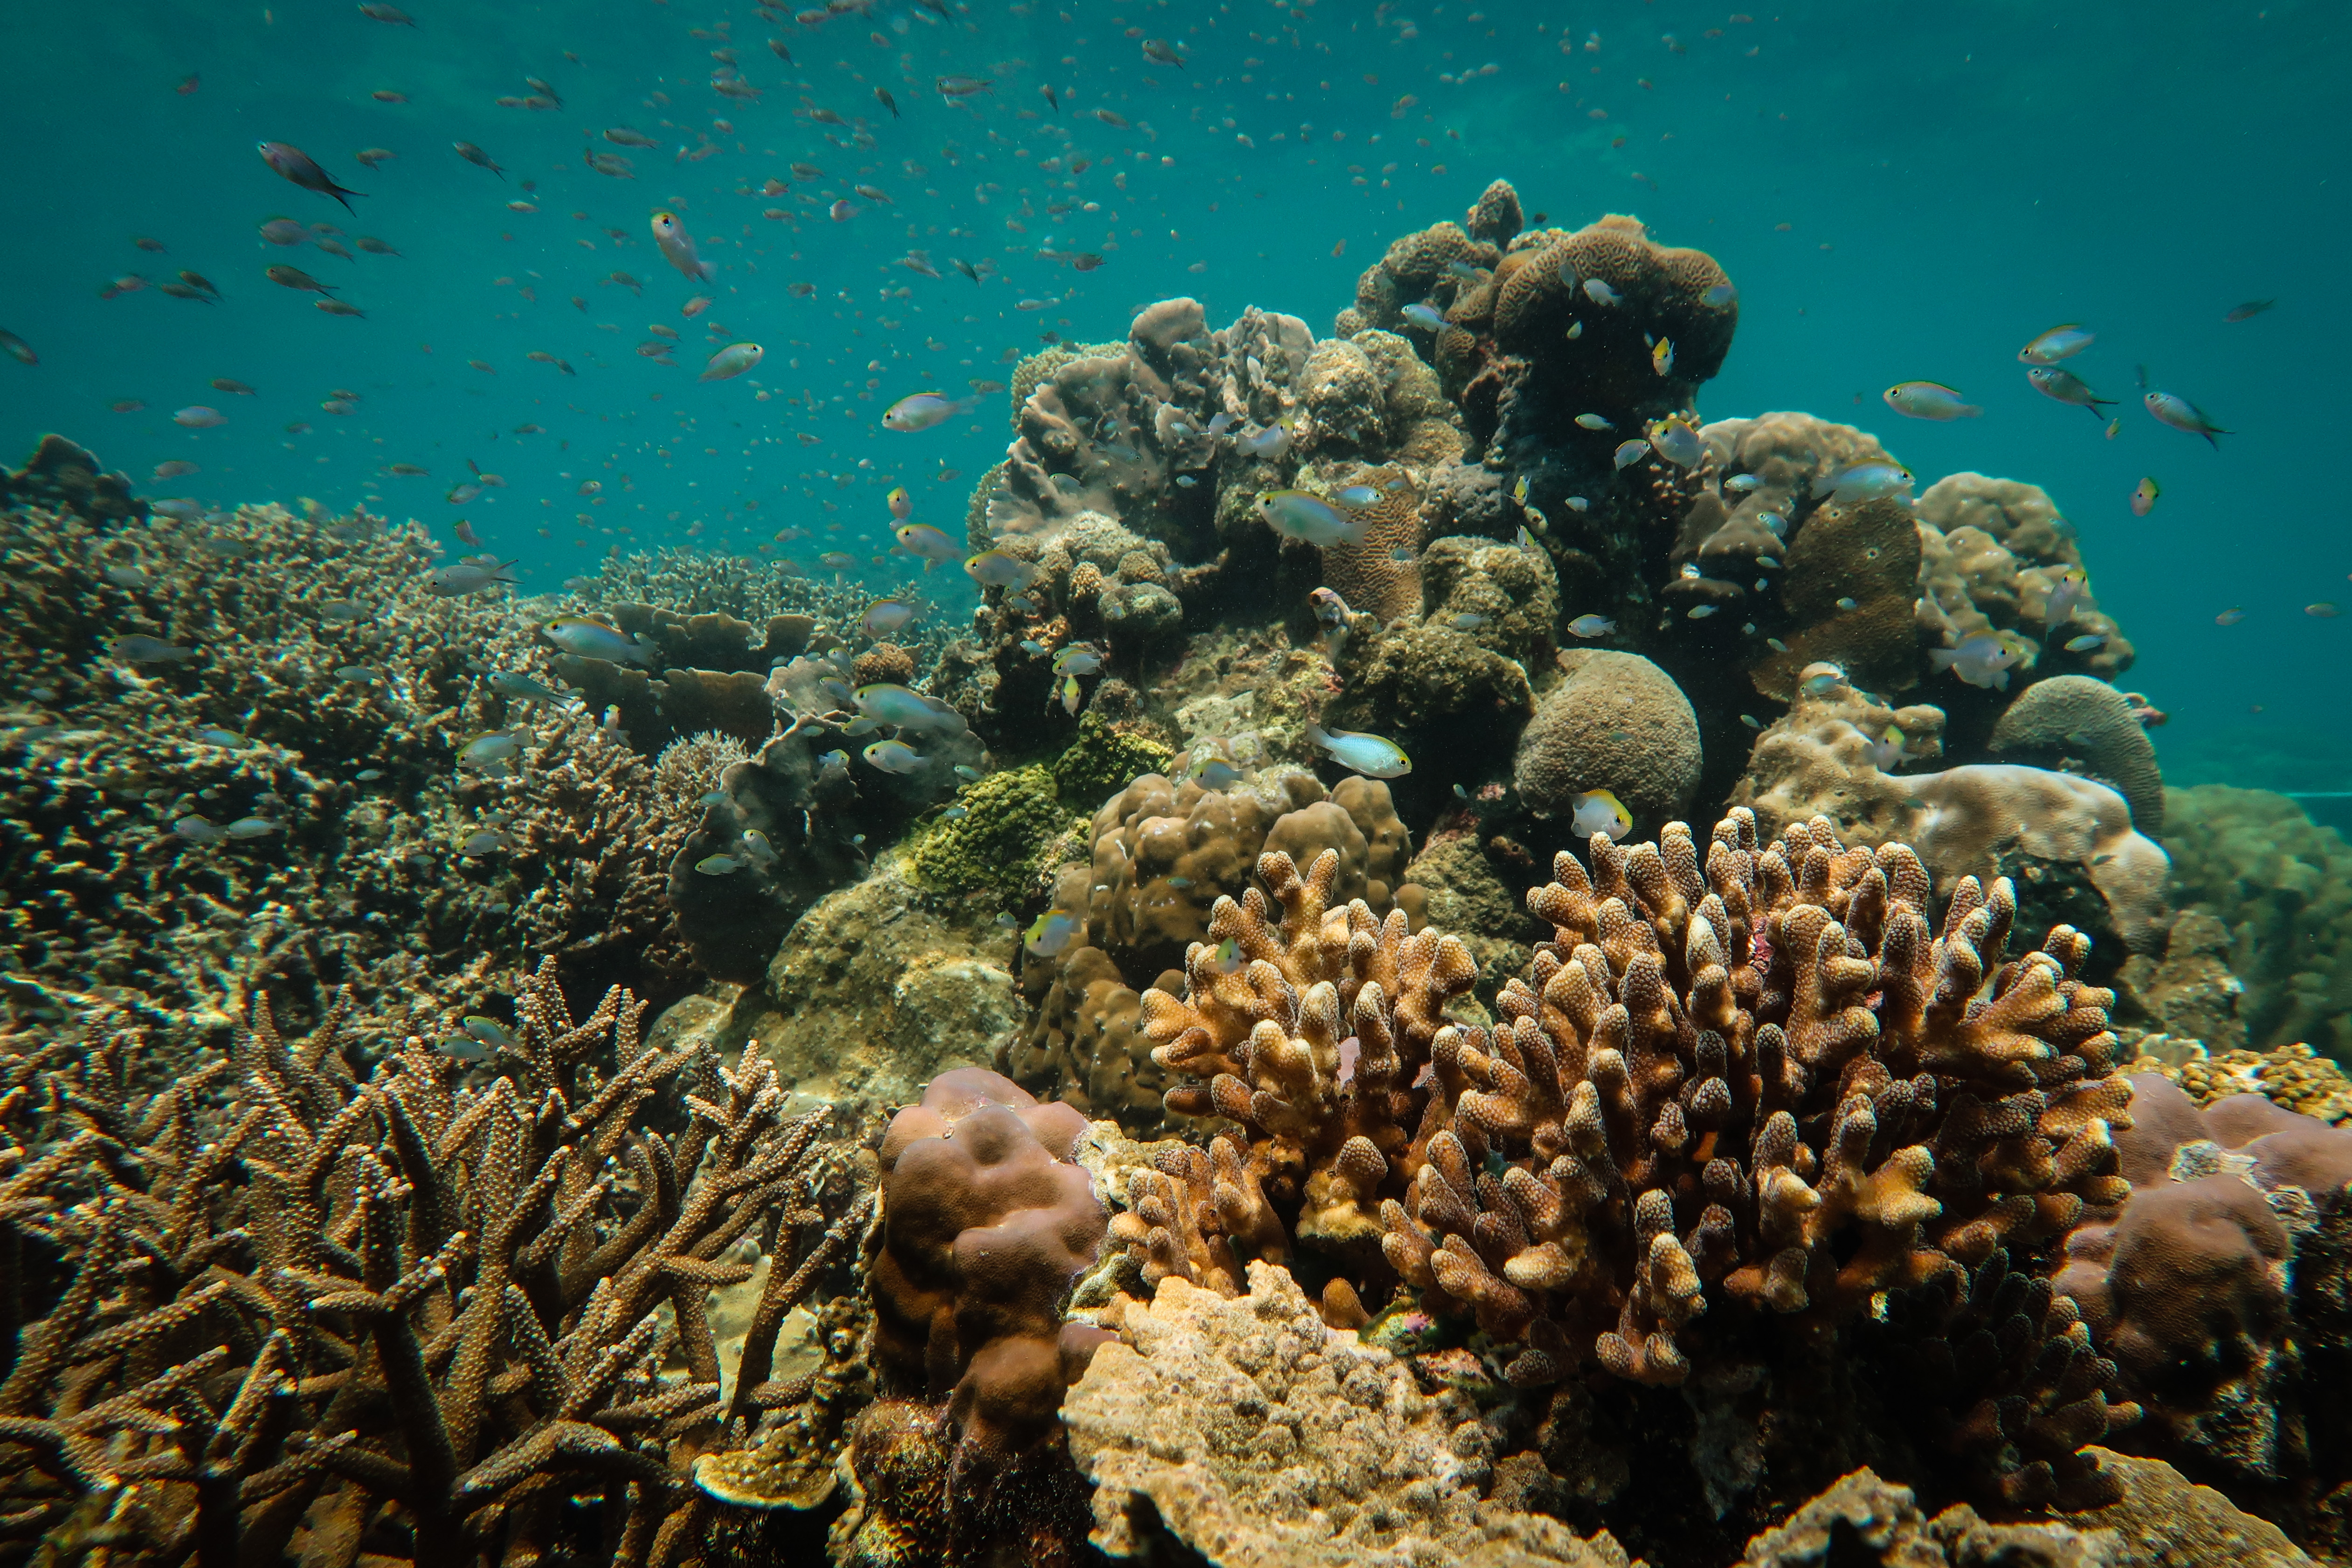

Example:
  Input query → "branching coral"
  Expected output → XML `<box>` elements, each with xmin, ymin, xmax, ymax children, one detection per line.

<box><xmin>0</xmin><ymin>960</ymin><xmax>867</xmax><ymax>1567</ymax></box>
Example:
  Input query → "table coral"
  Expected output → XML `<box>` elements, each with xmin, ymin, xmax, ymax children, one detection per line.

<box><xmin>1063</xmin><ymin>1260</ymin><xmax>1632</xmax><ymax>1568</ymax></box>
<box><xmin>1514</xmin><ymin>649</ymin><xmax>1703</xmax><ymax>832</ymax></box>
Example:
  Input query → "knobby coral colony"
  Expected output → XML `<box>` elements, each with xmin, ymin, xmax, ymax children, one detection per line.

<box><xmin>1125</xmin><ymin>810</ymin><xmax>2140</xmax><ymax>1510</ymax></box>
<box><xmin>0</xmin><ymin>960</ymin><xmax>871</xmax><ymax>1568</ymax></box>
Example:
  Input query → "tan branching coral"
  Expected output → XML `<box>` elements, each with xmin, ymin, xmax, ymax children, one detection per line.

<box><xmin>1376</xmin><ymin>809</ymin><xmax>2135</xmax><ymax>1398</ymax></box>
<box><xmin>0</xmin><ymin>960</ymin><xmax>868</xmax><ymax>1567</ymax></box>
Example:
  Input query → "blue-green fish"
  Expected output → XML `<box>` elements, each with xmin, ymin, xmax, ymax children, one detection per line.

<box><xmin>490</xmin><ymin>670</ymin><xmax>571</xmax><ymax>702</ymax></box>
<box><xmin>1305</xmin><ymin>721</ymin><xmax>1410</xmax><ymax>779</ymax></box>
<box><xmin>109</xmin><ymin>635</ymin><xmax>195</xmax><ymax>663</ymax></box>
<box><xmin>1025</xmin><ymin>907</ymin><xmax>1079</xmax><ymax>958</ymax></box>
<box><xmin>882</xmin><ymin>392</ymin><xmax>973</xmax><ymax>431</ymax></box>
<box><xmin>1648</xmin><ymin>417</ymin><xmax>1702</xmax><ymax>468</ymax></box>
<box><xmin>2018</xmin><ymin>324</ymin><xmax>2093</xmax><ymax>365</ymax></box>
<box><xmin>697</xmin><ymin>853</ymin><xmax>743</xmax><ymax>874</ymax></box>
<box><xmin>894</xmin><ymin>523</ymin><xmax>962</xmax><ymax>566</ymax></box>
<box><xmin>542</xmin><ymin>615</ymin><xmax>651</xmax><ymax>665</ymax></box>
<box><xmin>458</xmin><ymin>731</ymin><xmax>525</xmax><ymax>771</ymax></box>
<box><xmin>1400</xmin><ymin>302</ymin><xmax>1445</xmax><ymax>330</ymax></box>
<box><xmin>966</xmin><ymin>550</ymin><xmax>1040</xmax><ymax>590</ymax></box>
<box><xmin>854</xmin><ymin>683</ymin><xmax>958</xmax><ymax>731</ymax></box>
<box><xmin>2026</xmin><ymin>366</ymin><xmax>2116</xmax><ymax>421</ymax></box>
<box><xmin>2142</xmin><ymin>387</ymin><xmax>2230</xmax><ymax>449</ymax></box>
<box><xmin>462</xmin><ymin>1016</ymin><xmax>517</xmax><ymax>1049</ymax></box>
<box><xmin>1810</xmin><ymin>462</ymin><xmax>1914</xmax><ymax>503</ymax></box>
<box><xmin>225</xmin><ymin>817</ymin><xmax>279</xmax><ymax>839</ymax></box>
<box><xmin>863</xmin><ymin>738</ymin><xmax>923</xmax><ymax>774</ymax></box>
<box><xmin>1255</xmin><ymin>491</ymin><xmax>1364</xmax><ymax>547</ymax></box>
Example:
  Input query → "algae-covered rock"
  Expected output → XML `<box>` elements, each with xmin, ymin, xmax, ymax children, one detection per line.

<box><xmin>730</xmin><ymin>862</ymin><xmax>1019</xmax><ymax>1105</ymax></box>
<box><xmin>1049</xmin><ymin>710</ymin><xmax>1176</xmax><ymax>808</ymax></box>
<box><xmin>906</xmin><ymin>764</ymin><xmax>1079</xmax><ymax>903</ymax></box>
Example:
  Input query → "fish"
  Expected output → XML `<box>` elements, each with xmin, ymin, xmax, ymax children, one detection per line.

<box><xmin>210</xmin><ymin>378</ymin><xmax>255</xmax><ymax>396</ymax></box>
<box><xmin>1143</xmin><ymin>38</ymin><xmax>1186</xmax><ymax>66</ymax></box>
<box><xmin>152</xmin><ymin>461</ymin><xmax>198</xmax><ymax>479</ymax></box>
<box><xmin>1567</xmin><ymin>614</ymin><xmax>1616</xmax><ymax>638</ymax></box>
<box><xmin>1649</xmin><ymin>417</ymin><xmax>1702</xmax><ymax>468</ymax></box>
<box><xmin>2130</xmin><ymin>477</ymin><xmax>2160</xmax><ymax>517</ymax></box>
<box><xmin>1927</xmin><ymin>632</ymin><xmax>2027</xmax><ymax>691</ymax></box>
<box><xmin>1651</xmin><ymin>337</ymin><xmax>1675</xmax><ymax>376</ymax></box>
<box><xmin>1867</xmin><ymin>727</ymin><xmax>1909</xmax><ymax>771</ymax></box>
<box><xmin>886</xmin><ymin>486</ymin><xmax>914</xmax><ymax>521</ymax></box>
<box><xmin>457</xmin><ymin>731</ymin><xmax>526</xmax><ymax>772</ymax></box>
<box><xmin>605</xmin><ymin>127</ymin><xmax>659</xmax><ymax>148</ymax></box>
<box><xmin>1569</xmin><ymin>788</ymin><xmax>1632</xmax><ymax>842</ymax></box>
<box><xmin>1582</xmin><ymin>277</ymin><xmax>1622</xmax><ymax>307</ymax></box>
<box><xmin>862</xmin><ymin>600</ymin><xmax>918</xmax><ymax>636</ymax></box>
<box><xmin>2311</xmin><ymin>603</ymin><xmax>2342</xmax><ymax>619</ymax></box>
<box><xmin>460</xmin><ymin>830</ymin><xmax>509</xmax><ymax>857</ymax></box>
<box><xmin>650</xmin><ymin>212</ymin><xmax>712</xmax><ymax>281</ymax></box>
<box><xmin>257</xmin><ymin>142</ymin><xmax>364</xmax><ymax>212</ymax></box>
<box><xmin>1400</xmin><ymin>302</ymin><xmax>1446</xmax><ymax>330</ymax></box>
<box><xmin>830</xmin><ymin>200</ymin><xmax>857</xmax><ymax>221</ymax></box>
<box><xmin>1702</xmin><ymin>282</ymin><xmax>1738</xmax><ymax>308</ymax></box>
<box><xmin>2018</xmin><ymin>325</ymin><xmax>2094</xmax><ymax>364</ymax></box>
<box><xmin>355</xmin><ymin>148</ymin><xmax>397</xmax><ymax>169</ymax></box>
<box><xmin>1448</xmin><ymin>613</ymin><xmax>1488</xmax><ymax>631</ymax></box>
<box><xmin>2043</xmin><ymin>567</ymin><xmax>2088</xmax><ymax>627</ymax></box>
<box><xmin>1723</xmin><ymin>474</ymin><xmax>1760</xmax><ymax>495</ymax></box>
<box><xmin>0</xmin><ymin>331</ymin><xmax>37</xmax><ymax>365</ymax></box>
<box><xmin>1050</xmin><ymin>645</ymin><xmax>1103</xmax><ymax>676</ymax></box>
<box><xmin>428</xmin><ymin>559</ymin><xmax>517</xmax><ymax>595</ymax></box>
<box><xmin>1056</xmin><ymin>674</ymin><xmax>1083</xmax><ymax>715</ymax></box>
<box><xmin>1810</xmin><ymin>462</ymin><xmax>1914</xmax><ymax>504</ymax></box>
<box><xmin>2064</xmin><ymin>634</ymin><xmax>2107</xmax><ymax>652</ymax></box>
<box><xmin>490</xmin><ymin>671</ymin><xmax>570</xmax><ymax>702</ymax></box>
<box><xmin>700</xmin><ymin>342</ymin><xmax>764</xmax><ymax>381</ymax></box>
<box><xmin>2224</xmin><ymin>299</ymin><xmax>2276</xmax><ymax>323</ymax></box>
<box><xmin>966</xmin><ymin>550</ymin><xmax>1040</xmax><ymax>590</ymax></box>
<box><xmin>2215</xmin><ymin>606</ymin><xmax>2246</xmax><ymax>626</ymax></box>
<box><xmin>180</xmin><ymin>271</ymin><xmax>222</xmax><ymax>297</ymax></box>
<box><xmin>524</xmin><ymin>75</ymin><xmax>562</xmax><ymax>107</ymax></box>
<box><xmin>1575</xmin><ymin>413</ymin><xmax>1614</xmax><ymax>431</ymax></box>
<box><xmin>1187</xmin><ymin>753</ymin><xmax>1243</xmax><ymax>790</ymax></box>
<box><xmin>1883</xmin><ymin>381</ymin><xmax>1981</xmax><ymax>420</ymax></box>
<box><xmin>1799</xmin><ymin>666</ymin><xmax>1846</xmax><ymax>698</ymax></box>
<box><xmin>454</xmin><ymin>142</ymin><xmax>505</xmax><ymax>178</ymax></box>
<box><xmin>2026</xmin><ymin>365</ymin><xmax>2116</xmax><ymax>419</ymax></box>
<box><xmin>1304</xmin><ymin>721</ymin><xmax>1410</xmax><ymax>779</ymax></box>
<box><xmin>1094</xmin><ymin>108</ymin><xmax>1130</xmax><ymax>128</ymax></box>
<box><xmin>336</xmin><ymin>665</ymin><xmax>377</xmax><ymax>684</ymax></box>
<box><xmin>265</xmin><ymin>265</ymin><xmax>336</xmax><ymax>295</ymax></box>
<box><xmin>1236</xmin><ymin>423</ymin><xmax>1292</xmax><ymax>460</ymax></box>
<box><xmin>1335</xmin><ymin>484</ymin><xmax>1384</xmax><ymax>508</ymax></box>
<box><xmin>173</xmin><ymin>406</ymin><xmax>226</xmax><ymax>428</ymax></box>
<box><xmin>105</xmin><ymin>565</ymin><xmax>151</xmax><ymax>588</ymax></box>
<box><xmin>1255</xmin><ymin>491</ymin><xmax>1364</xmax><ymax>547</ymax></box>
<box><xmin>854</xmin><ymin>683</ymin><xmax>961</xmax><ymax>731</ymax></box>
<box><xmin>1612</xmin><ymin>440</ymin><xmax>1650</xmax><ymax>470</ymax></box>
<box><xmin>936</xmin><ymin>75</ymin><xmax>993</xmax><ymax>97</ymax></box>
<box><xmin>542</xmin><ymin>615</ymin><xmax>651</xmax><ymax>664</ymax></box>
<box><xmin>862</xmin><ymin>739</ymin><xmax>924</xmax><ymax>774</ymax></box>
<box><xmin>315</xmin><ymin>300</ymin><xmax>366</xmax><ymax>318</ymax></box>
<box><xmin>2142</xmin><ymin>386</ymin><xmax>2229</xmax><ymax>449</ymax></box>
<box><xmin>881</xmin><ymin>392</ymin><xmax>972</xmax><ymax>431</ymax></box>
<box><xmin>109</xmin><ymin>635</ymin><xmax>195</xmax><ymax>663</ymax></box>
<box><xmin>1024</xmin><ymin>908</ymin><xmax>1079</xmax><ymax>958</ymax></box>
<box><xmin>893</xmin><ymin>524</ymin><xmax>962</xmax><ymax>566</ymax></box>
<box><xmin>697</xmin><ymin>853</ymin><xmax>743</xmax><ymax>875</ymax></box>
<box><xmin>357</xmin><ymin>1</ymin><xmax>414</xmax><ymax>22</ymax></box>
<box><xmin>173</xmin><ymin>816</ymin><xmax>222</xmax><ymax>845</ymax></box>
<box><xmin>876</xmin><ymin>87</ymin><xmax>898</xmax><ymax>117</ymax></box>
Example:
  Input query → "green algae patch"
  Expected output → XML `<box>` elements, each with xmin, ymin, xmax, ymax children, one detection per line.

<box><xmin>1050</xmin><ymin>710</ymin><xmax>1176</xmax><ymax>806</ymax></box>
<box><xmin>908</xmin><ymin>765</ymin><xmax>1080</xmax><ymax>900</ymax></box>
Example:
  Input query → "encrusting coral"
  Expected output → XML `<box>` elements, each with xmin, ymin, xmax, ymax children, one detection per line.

<box><xmin>0</xmin><ymin>959</ymin><xmax>869</xmax><ymax>1567</ymax></box>
<box><xmin>1064</xmin><ymin>1259</ymin><xmax>1632</xmax><ymax>1568</ymax></box>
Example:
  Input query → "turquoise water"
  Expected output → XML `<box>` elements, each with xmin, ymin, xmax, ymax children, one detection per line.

<box><xmin>1</xmin><ymin>0</ymin><xmax>2344</xmax><ymax>775</ymax></box>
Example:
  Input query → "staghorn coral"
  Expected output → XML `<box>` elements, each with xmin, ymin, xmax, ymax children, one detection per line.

<box><xmin>1990</xmin><ymin>677</ymin><xmax>2165</xmax><ymax>836</ymax></box>
<box><xmin>1515</xmin><ymin>649</ymin><xmax>1702</xmax><ymax>832</ymax></box>
<box><xmin>0</xmin><ymin>466</ymin><xmax>691</xmax><ymax>1064</ymax></box>
<box><xmin>1064</xmin><ymin>1260</ymin><xmax>1632</xmax><ymax>1568</ymax></box>
<box><xmin>0</xmin><ymin>958</ymin><xmax>870</xmax><ymax>1568</ymax></box>
<box><xmin>2156</xmin><ymin>785</ymin><xmax>2352</xmax><ymax>1060</ymax></box>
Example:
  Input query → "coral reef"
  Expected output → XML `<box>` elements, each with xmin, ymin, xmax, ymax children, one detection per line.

<box><xmin>2064</xmin><ymin>1447</ymin><xmax>2315</xmax><ymax>1567</ymax></box>
<box><xmin>0</xmin><ymin>469</ymin><xmax>690</xmax><ymax>1064</ymax></box>
<box><xmin>1989</xmin><ymin>676</ymin><xmax>2165</xmax><ymax>836</ymax></box>
<box><xmin>1065</xmin><ymin>1260</ymin><xmax>1631</xmax><ymax>1568</ymax></box>
<box><xmin>0</xmin><ymin>434</ymin><xmax>145</xmax><ymax>523</ymax></box>
<box><xmin>0</xmin><ymin>960</ymin><xmax>869</xmax><ymax>1567</ymax></box>
<box><xmin>908</xmin><ymin>764</ymin><xmax>1077</xmax><ymax>901</ymax></box>
<box><xmin>2157</xmin><ymin>785</ymin><xmax>2352</xmax><ymax>1059</ymax></box>
<box><xmin>1916</xmin><ymin>474</ymin><xmax>2133</xmax><ymax>692</ymax></box>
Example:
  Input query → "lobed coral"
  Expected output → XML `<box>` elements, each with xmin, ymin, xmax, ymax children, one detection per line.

<box><xmin>1516</xmin><ymin>649</ymin><xmax>1703</xmax><ymax>832</ymax></box>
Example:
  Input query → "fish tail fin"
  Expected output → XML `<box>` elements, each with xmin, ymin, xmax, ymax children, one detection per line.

<box><xmin>1306</xmin><ymin>722</ymin><xmax>1332</xmax><ymax>748</ymax></box>
<box><xmin>2204</xmin><ymin>430</ymin><xmax>2225</xmax><ymax>450</ymax></box>
<box><xmin>1959</xmin><ymin>403</ymin><xmax>1983</xmax><ymax>418</ymax></box>
<box><xmin>1926</xmin><ymin>649</ymin><xmax>1956</xmax><ymax>671</ymax></box>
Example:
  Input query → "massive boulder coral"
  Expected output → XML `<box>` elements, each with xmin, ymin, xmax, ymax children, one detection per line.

<box><xmin>2056</xmin><ymin>1073</ymin><xmax>2352</xmax><ymax>1489</ymax></box>
<box><xmin>1064</xmin><ymin>1260</ymin><xmax>1632</xmax><ymax>1568</ymax></box>
<box><xmin>1989</xmin><ymin>675</ymin><xmax>2164</xmax><ymax>835</ymax></box>
<box><xmin>1732</xmin><ymin>1467</ymin><xmax>2115</xmax><ymax>1568</ymax></box>
<box><xmin>1917</xmin><ymin>473</ymin><xmax>2133</xmax><ymax>689</ymax></box>
<box><xmin>1515</xmin><ymin>649</ymin><xmax>1702</xmax><ymax>832</ymax></box>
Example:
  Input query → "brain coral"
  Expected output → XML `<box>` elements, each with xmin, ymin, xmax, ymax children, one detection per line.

<box><xmin>1988</xmin><ymin>675</ymin><xmax>2165</xmax><ymax>835</ymax></box>
<box><xmin>1063</xmin><ymin>1261</ymin><xmax>1631</xmax><ymax>1568</ymax></box>
<box><xmin>1515</xmin><ymin>649</ymin><xmax>1702</xmax><ymax>831</ymax></box>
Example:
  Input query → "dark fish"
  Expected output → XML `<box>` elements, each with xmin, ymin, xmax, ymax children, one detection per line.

<box><xmin>357</xmin><ymin>2</ymin><xmax>415</xmax><ymax>22</ymax></box>
<box><xmin>257</xmin><ymin>141</ymin><xmax>364</xmax><ymax>214</ymax></box>
<box><xmin>454</xmin><ymin>141</ymin><xmax>506</xmax><ymax>179</ymax></box>
<box><xmin>266</xmin><ymin>265</ymin><xmax>337</xmax><ymax>294</ymax></box>
<box><xmin>2224</xmin><ymin>298</ymin><xmax>2276</xmax><ymax>323</ymax></box>
<box><xmin>768</xmin><ymin>38</ymin><xmax>792</xmax><ymax>62</ymax></box>
<box><xmin>356</xmin><ymin>236</ymin><xmax>400</xmax><ymax>256</ymax></box>
<box><xmin>524</xmin><ymin>75</ymin><xmax>562</xmax><ymax>106</ymax></box>
<box><xmin>1040</xmin><ymin>83</ymin><xmax>1059</xmax><ymax>113</ymax></box>
<box><xmin>1142</xmin><ymin>39</ymin><xmax>1185</xmax><ymax>67</ymax></box>
<box><xmin>179</xmin><ymin>269</ymin><xmax>221</xmax><ymax>296</ymax></box>
<box><xmin>876</xmin><ymin>86</ymin><xmax>898</xmax><ymax>117</ymax></box>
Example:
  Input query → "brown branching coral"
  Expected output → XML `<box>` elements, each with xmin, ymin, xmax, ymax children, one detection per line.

<box><xmin>1381</xmin><ymin>810</ymin><xmax>2133</xmax><ymax>1392</ymax></box>
<box><xmin>0</xmin><ymin>959</ymin><xmax>865</xmax><ymax>1568</ymax></box>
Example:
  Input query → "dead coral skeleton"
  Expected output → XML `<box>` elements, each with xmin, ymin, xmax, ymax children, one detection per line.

<box><xmin>0</xmin><ymin>959</ymin><xmax>867</xmax><ymax>1567</ymax></box>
